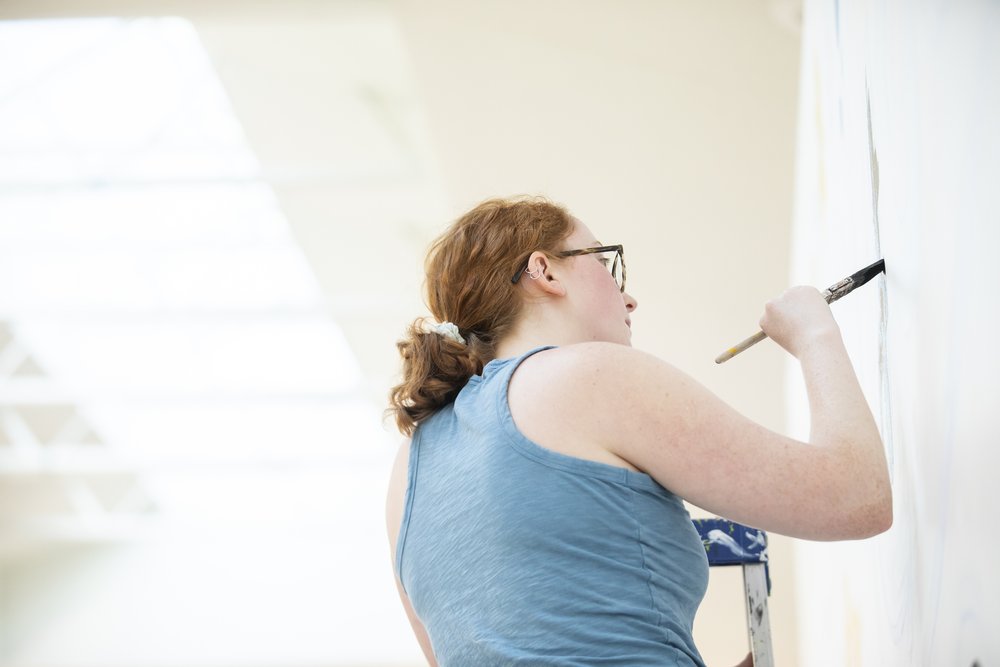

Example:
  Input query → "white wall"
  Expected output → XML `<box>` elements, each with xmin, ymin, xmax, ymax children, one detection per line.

<box><xmin>791</xmin><ymin>1</ymin><xmax>1000</xmax><ymax>664</ymax></box>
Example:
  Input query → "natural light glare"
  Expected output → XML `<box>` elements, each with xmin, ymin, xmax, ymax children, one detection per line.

<box><xmin>0</xmin><ymin>14</ymin><xmax>418</xmax><ymax>665</ymax></box>
<box><xmin>0</xmin><ymin>18</ymin><xmax>253</xmax><ymax>184</ymax></box>
<box><xmin>0</xmin><ymin>16</ymin><xmax>371</xmax><ymax>469</ymax></box>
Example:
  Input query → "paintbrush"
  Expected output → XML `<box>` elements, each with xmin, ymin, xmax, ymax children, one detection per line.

<box><xmin>714</xmin><ymin>259</ymin><xmax>886</xmax><ymax>364</ymax></box>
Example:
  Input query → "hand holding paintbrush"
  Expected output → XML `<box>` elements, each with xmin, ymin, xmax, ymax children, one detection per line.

<box><xmin>715</xmin><ymin>259</ymin><xmax>885</xmax><ymax>364</ymax></box>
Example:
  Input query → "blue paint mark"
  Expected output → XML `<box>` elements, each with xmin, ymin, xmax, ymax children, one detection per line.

<box><xmin>834</xmin><ymin>0</ymin><xmax>841</xmax><ymax>50</ymax></box>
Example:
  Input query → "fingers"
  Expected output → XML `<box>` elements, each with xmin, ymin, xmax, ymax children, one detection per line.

<box><xmin>759</xmin><ymin>286</ymin><xmax>839</xmax><ymax>358</ymax></box>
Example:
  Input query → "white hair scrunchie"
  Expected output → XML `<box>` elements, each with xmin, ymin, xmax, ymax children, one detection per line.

<box><xmin>427</xmin><ymin>321</ymin><xmax>466</xmax><ymax>345</ymax></box>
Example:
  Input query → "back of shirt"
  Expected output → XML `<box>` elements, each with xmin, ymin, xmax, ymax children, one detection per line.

<box><xmin>395</xmin><ymin>346</ymin><xmax>710</xmax><ymax>666</ymax></box>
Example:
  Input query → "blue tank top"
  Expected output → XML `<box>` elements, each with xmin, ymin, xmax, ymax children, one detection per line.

<box><xmin>395</xmin><ymin>346</ymin><xmax>709</xmax><ymax>666</ymax></box>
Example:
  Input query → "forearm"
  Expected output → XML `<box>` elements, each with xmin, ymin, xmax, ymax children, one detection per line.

<box><xmin>798</xmin><ymin>329</ymin><xmax>891</xmax><ymax>532</ymax></box>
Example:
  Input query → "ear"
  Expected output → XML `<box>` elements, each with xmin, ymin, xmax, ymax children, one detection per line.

<box><xmin>521</xmin><ymin>251</ymin><xmax>567</xmax><ymax>297</ymax></box>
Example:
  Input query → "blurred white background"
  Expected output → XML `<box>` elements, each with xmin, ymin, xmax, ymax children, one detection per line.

<box><xmin>0</xmin><ymin>2</ymin><xmax>801</xmax><ymax>665</ymax></box>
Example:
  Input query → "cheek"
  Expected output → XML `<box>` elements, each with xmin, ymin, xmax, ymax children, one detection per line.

<box><xmin>591</xmin><ymin>276</ymin><xmax>619</xmax><ymax>308</ymax></box>
<box><xmin>596</xmin><ymin>284</ymin><xmax>624</xmax><ymax>320</ymax></box>
<box><xmin>601</xmin><ymin>273</ymin><xmax>624</xmax><ymax>303</ymax></box>
<box><xmin>589</xmin><ymin>264</ymin><xmax>617</xmax><ymax>294</ymax></box>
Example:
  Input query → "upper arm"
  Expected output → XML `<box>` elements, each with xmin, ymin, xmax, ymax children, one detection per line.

<box><xmin>385</xmin><ymin>440</ymin><xmax>438</xmax><ymax>666</ymax></box>
<box><xmin>548</xmin><ymin>344</ymin><xmax>884</xmax><ymax>540</ymax></box>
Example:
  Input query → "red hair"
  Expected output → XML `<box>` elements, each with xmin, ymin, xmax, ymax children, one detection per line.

<box><xmin>388</xmin><ymin>196</ymin><xmax>575</xmax><ymax>435</ymax></box>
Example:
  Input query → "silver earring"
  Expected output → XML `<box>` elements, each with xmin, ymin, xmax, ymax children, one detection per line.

<box><xmin>525</xmin><ymin>266</ymin><xmax>543</xmax><ymax>280</ymax></box>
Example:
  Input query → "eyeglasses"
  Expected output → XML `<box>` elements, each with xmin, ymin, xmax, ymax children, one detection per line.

<box><xmin>511</xmin><ymin>244</ymin><xmax>626</xmax><ymax>293</ymax></box>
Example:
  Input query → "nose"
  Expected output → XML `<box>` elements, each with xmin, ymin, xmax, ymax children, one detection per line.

<box><xmin>623</xmin><ymin>290</ymin><xmax>638</xmax><ymax>312</ymax></box>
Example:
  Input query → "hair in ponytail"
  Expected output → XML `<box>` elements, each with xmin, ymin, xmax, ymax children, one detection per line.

<box><xmin>388</xmin><ymin>196</ymin><xmax>575</xmax><ymax>435</ymax></box>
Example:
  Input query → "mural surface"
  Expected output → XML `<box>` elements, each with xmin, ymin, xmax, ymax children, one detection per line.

<box><xmin>790</xmin><ymin>1</ymin><xmax>1000</xmax><ymax>665</ymax></box>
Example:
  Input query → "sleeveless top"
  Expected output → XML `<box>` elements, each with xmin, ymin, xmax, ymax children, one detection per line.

<box><xmin>395</xmin><ymin>346</ymin><xmax>709</xmax><ymax>666</ymax></box>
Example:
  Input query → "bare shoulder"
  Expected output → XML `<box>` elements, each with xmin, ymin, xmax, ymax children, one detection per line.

<box><xmin>513</xmin><ymin>341</ymin><xmax>661</xmax><ymax>385</ymax></box>
<box><xmin>511</xmin><ymin>341</ymin><xmax>699</xmax><ymax>451</ymax></box>
<box><xmin>508</xmin><ymin>343</ymin><xmax>659</xmax><ymax>473</ymax></box>
<box><xmin>512</xmin><ymin>342</ymin><xmax>683</xmax><ymax>411</ymax></box>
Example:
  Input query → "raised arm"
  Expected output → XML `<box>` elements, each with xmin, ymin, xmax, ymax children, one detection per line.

<box><xmin>762</xmin><ymin>286</ymin><xmax>891</xmax><ymax>536</ymax></box>
<box><xmin>521</xmin><ymin>287</ymin><xmax>891</xmax><ymax>540</ymax></box>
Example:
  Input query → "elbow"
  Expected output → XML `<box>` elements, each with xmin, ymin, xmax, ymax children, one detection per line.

<box><xmin>843</xmin><ymin>452</ymin><xmax>893</xmax><ymax>539</ymax></box>
<box><xmin>817</xmin><ymin>477</ymin><xmax>892</xmax><ymax>541</ymax></box>
<box><xmin>802</xmin><ymin>491</ymin><xmax>893</xmax><ymax>541</ymax></box>
<box><xmin>872</xmin><ymin>474</ymin><xmax>894</xmax><ymax>535</ymax></box>
<box><xmin>852</xmin><ymin>482</ymin><xmax>894</xmax><ymax>539</ymax></box>
<box><xmin>873</xmin><ymin>487</ymin><xmax>894</xmax><ymax>535</ymax></box>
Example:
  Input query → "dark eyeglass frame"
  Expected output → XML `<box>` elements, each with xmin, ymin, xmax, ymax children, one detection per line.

<box><xmin>511</xmin><ymin>244</ymin><xmax>626</xmax><ymax>293</ymax></box>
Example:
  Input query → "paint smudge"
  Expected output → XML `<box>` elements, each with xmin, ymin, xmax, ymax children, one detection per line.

<box><xmin>866</xmin><ymin>81</ymin><xmax>894</xmax><ymax>478</ymax></box>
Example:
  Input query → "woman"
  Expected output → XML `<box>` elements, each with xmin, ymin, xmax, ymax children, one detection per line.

<box><xmin>385</xmin><ymin>196</ymin><xmax>891</xmax><ymax>666</ymax></box>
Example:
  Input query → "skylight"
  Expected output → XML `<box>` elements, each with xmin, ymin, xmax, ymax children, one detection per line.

<box><xmin>0</xmin><ymin>16</ymin><xmax>383</xmax><ymax>523</ymax></box>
